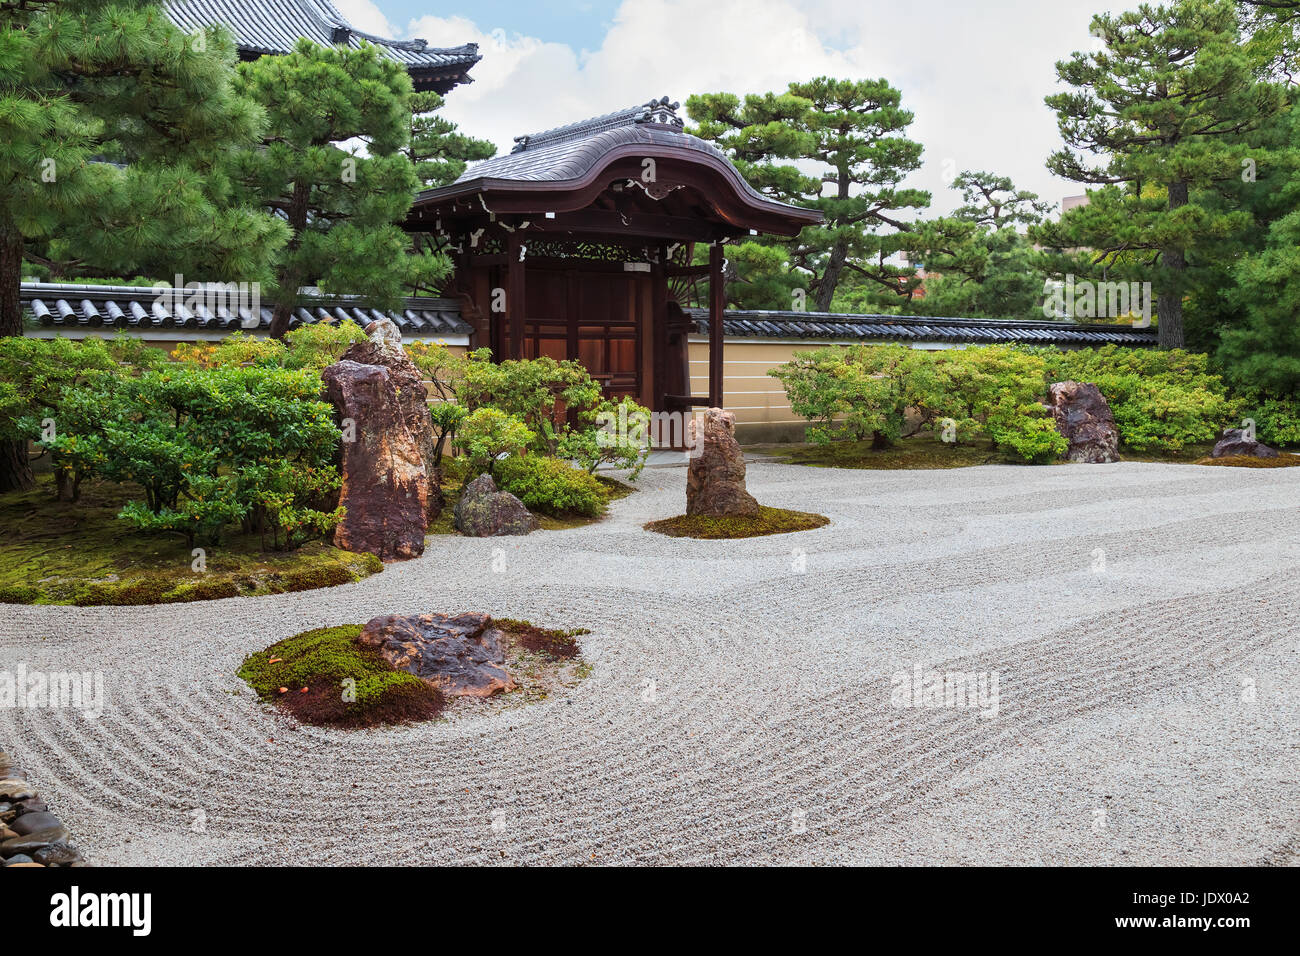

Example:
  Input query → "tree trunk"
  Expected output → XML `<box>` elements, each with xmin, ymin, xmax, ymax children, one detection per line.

<box><xmin>1158</xmin><ymin>181</ymin><xmax>1188</xmax><ymax>349</ymax></box>
<box><xmin>269</xmin><ymin>180</ymin><xmax>314</xmax><ymax>340</ymax></box>
<box><xmin>0</xmin><ymin>220</ymin><xmax>22</xmax><ymax>338</ymax></box>
<box><xmin>0</xmin><ymin>219</ymin><xmax>35</xmax><ymax>492</ymax></box>
<box><xmin>816</xmin><ymin>238</ymin><xmax>847</xmax><ymax>313</ymax></box>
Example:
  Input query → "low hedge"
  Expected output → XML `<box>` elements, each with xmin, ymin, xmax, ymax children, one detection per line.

<box><xmin>495</xmin><ymin>454</ymin><xmax>608</xmax><ymax>517</ymax></box>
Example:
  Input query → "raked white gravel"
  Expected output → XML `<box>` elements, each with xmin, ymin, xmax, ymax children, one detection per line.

<box><xmin>1</xmin><ymin>459</ymin><xmax>1298</xmax><ymax>866</ymax></box>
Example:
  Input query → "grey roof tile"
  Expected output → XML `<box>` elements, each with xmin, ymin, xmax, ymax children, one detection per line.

<box><xmin>20</xmin><ymin>282</ymin><xmax>471</xmax><ymax>338</ymax></box>
<box><xmin>165</xmin><ymin>0</ymin><xmax>479</xmax><ymax>72</ymax></box>
<box><xmin>686</xmin><ymin>308</ymin><xmax>1158</xmax><ymax>347</ymax></box>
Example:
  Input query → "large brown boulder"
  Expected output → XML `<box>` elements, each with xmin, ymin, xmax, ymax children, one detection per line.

<box><xmin>359</xmin><ymin>612</ymin><xmax>516</xmax><ymax>697</ymax></box>
<box><xmin>453</xmin><ymin>473</ymin><xmax>538</xmax><ymax>536</ymax></box>
<box><xmin>341</xmin><ymin>320</ymin><xmax>442</xmax><ymax>521</ymax></box>
<box><xmin>1212</xmin><ymin>428</ymin><xmax>1279</xmax><ymax>459</ymax></box>
<box><xmin>1046</xmin><ymin>381</ymin><xmax>1121</xmax><ymax>464</ymax></box>
<box><xmin>321</xmin><ymin>360</ymin><xmax>428</xmax><ymax>561</ymax></box>
<box><xmin>686</xmin><ymin>408</ymin><xmax>760</xmax><ymax>517</ymax></box>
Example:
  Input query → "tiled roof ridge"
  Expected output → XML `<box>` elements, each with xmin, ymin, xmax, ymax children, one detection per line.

<box><xmin>511</xmin><ymin>95</ymin><xmax>683</xmax><ymax>154</ymax></box>
<box><xmin>20</xmin><ymin>281</ymin><xmax>470</xmax><ymax>337</ymax></box>
<box><xmin>165</xmin><ymin>0</ymin><xmax>480</xmax><ymax>64</ymax></box>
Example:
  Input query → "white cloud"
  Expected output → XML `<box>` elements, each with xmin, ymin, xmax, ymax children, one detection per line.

<box><xmin>399</xmin><ymin>0</ymin><xmax>1126</xmax><ymax>215</ymax></box>
<box><xmin>331</xmin><ymin>0</ymin><xmax>396</xmax><ymax>38</ymax></box>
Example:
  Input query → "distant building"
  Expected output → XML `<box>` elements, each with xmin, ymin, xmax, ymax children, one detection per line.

<box><xmin>165</xmin><ymin>0</ymin><xmax>481</xmax><ymax>93</ymax></box>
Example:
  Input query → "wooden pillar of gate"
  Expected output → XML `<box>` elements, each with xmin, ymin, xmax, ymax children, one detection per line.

<box><xmin>708</xmin><ymin>242</ymin><xmax>725</xmax><ymax>408</ymax></box>
<box><xmin>506</xmin><ymin>231</ymin><xmax>526</xmax><ymax>360</ymax></box>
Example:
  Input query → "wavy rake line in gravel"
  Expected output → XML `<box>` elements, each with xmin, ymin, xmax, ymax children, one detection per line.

<box><xmin>8</xmin><ymin>571</ymin><xmax>1295</xmax><ymax>865</ymax></box>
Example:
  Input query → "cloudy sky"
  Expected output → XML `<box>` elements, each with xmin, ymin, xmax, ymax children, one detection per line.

<box><xmin>335</xmin><ymin>0</ymin><xmax>1127</xmax><ymax>216</ymax></box>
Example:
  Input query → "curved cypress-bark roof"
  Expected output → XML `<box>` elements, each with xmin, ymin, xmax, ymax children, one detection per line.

<box><xmin>411</xmin><ymin>97</ymin><xmax>822</xmax><ymax>238</ymax></box>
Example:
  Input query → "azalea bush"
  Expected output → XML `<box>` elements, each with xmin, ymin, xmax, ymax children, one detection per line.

<box><xmin>770</xmin><ymin>343</ymin><xmax>1066</xmax><ymax>462</ymax></box>
<box><xmin>172</xmin><ymin>320</ymin><xmax>368</xmax><ymax>371</ymax></box>
<box><xmin>495</xmin><ymin>454</ymin><xmax>607</xmax><ymax>517</ymax></box>
<box><xmin>0</xmin><ymin>335</ymin><xmax>167</xmax><ymax>500</ymax></box>
<box><xmin>31</xmin><ymin>361</ymin><xmax>343</xmax><ymax>549</ymax></box>
<box><xmin>1042</xmin><ymin>346</ymin><xmax>1234</xmax><ymax>452</ymax></box>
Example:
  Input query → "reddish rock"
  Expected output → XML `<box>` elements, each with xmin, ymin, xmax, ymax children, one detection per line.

<box><xmin>340</xmin><ymin>331</ymin><xmax>442</xmax><ymax>523</ymax></box>
<box><xmin>453</xmin><ymin>474</ymin><xmax>538</xmax><ymax>536</ymax></box>
<box><xmin>1047</xmin><ymin>381</ymin><xmax>1121</xmax><ymax>464</ymax></box>
<box><xmin>686</xmin><ymin>408</ymin><xmax>760</xmax><ymax>517</ymax></box>
<box><xmin>1212</xmin><ymin>428</ymin><xmax>1278</xmax><ymax>459</ymax></box>
<box><xmin>359</xmin><ymin>612</ymin><xmax>516</xmax><ymax>697</ymax></box>
<box><xmin>321</xmin><ymin>360</ymin><xmax>428</xmax><ymax>561</ymax></box>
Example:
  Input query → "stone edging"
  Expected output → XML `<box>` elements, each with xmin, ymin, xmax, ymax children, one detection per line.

<box><xmin>1</xmin><ymin>749</ymin><xmax>87</xmax><ymax>867</ymax></box>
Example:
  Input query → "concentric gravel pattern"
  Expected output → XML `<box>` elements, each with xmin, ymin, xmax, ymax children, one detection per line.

<box><xmin>2</xmin><ymin>461</ymin><xmax>1298</xmax><ymax>866</ymax></box>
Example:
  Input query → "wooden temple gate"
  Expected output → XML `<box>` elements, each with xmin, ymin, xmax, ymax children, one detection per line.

<box><xmin>404</xmin><ymin>97</ymin><xmax>820</xmax><ymax>414</ymax></box>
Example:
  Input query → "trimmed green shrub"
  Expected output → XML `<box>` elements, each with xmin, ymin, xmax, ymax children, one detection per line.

<box><xmin>31</xmin><ymin>361</ymin><xmax>343</xmax><ymax>548</ymax></box>
<box><xmin>1235</xmin><ymin>392</ymin><xmax>1300</xmax><ymax>447</ymax></box>
<box><xmin>770</xmin><ymin>343</ymin><xmax>1066</xmax><ymax>462</ymax></box>
<box><xmin>454</xmin><ymin>407</ymin><xmax>536</xmax><ymax>480</ymax></box>
<box><xmin>495</xmin><ymin>454</ymin><xmax>607</xmax><ymax>517</ymax></box>
<box><xmin>1043</xmin><ymin>346</ymin><xmax>1233</xmax><ymax>451</ymax></box>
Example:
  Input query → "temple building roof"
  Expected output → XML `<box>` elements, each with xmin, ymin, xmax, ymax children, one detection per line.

<box><xmin>166</xmin><ymin>0</ymin><xmax>480</xmax><ymax>93</ymax></box>
<box><xmin>410</xmin><ymin>97</ymin><xmax>821</xmax><ymax>240</ymax></box>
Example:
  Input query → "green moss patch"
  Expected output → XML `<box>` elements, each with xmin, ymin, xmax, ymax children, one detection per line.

<box><xmin>492</xmin><ymin>617</ymin><xmax>591</xmax><ymax>660</ymax></box>
<box><xmin>0</xmin><ymin>476</ymin><xmax>381</xmax><ymax>606</ymax></box>
<box><xmin>644</xmin><ymin>506</ymin><xmax>829</xmax><ymax>540</ymax></box>
<box><xmin>1194</xmin><ymin>454</ymin><xmax>1300</xmax><ymax>468</ymax></box>
<box><xmin>238</xmin><ymin>625</ymin><xmax>443</xmax><ymax>728</ymax></box>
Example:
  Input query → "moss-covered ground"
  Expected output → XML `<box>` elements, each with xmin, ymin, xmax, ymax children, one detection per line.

<box><xmin>644</xmin><ymin>505</ymin><xmax>829</xmax><ymax>539</ymax></box>
<box><xmin>1194</xmin><ymin>453</ymin><xmax>1300</xmax><ymax>468</ymax></box>
<box><xmin>239</xmin><ymin>617</ymin><xmax>592</xmax><ymax>728</ymax></box>
<box><xmin>747</xmin><ymin>437</ymin><xmax>1013</xmax><ymax>470</ymax></box>
<box><xmin>237</xmin><ymin>625</ymin><xmax>442</xmax><ymax>728</ymax></box>
<box><xmin>0</xmin><ymin>476</ymin><xmax>381</xmax><ymax>606</ymax></box>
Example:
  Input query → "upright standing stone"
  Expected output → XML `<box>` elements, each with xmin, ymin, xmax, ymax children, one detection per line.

<box><xmin>340</xmin><ymin>319</ymin><xmax>444</xmax><ymax>520</ymax></box>
<box><xmin>686</xmin><ymin>408</ymin><xmax>760</xmax><ymax>517</ymax></box>
<box><xmin>321</xmin><ymin>360</ymin><xmax>428</xmax><ymax>561</ymax></box>
<box><xmin>1046</xmin><ymin>381</ymin><xmax>1121</xmax><ymax>464</ymax></box>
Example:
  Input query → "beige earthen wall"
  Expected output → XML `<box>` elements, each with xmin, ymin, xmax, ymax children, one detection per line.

<box><xmin>687</xmin><ymin>339</ymin><xmax>811</xmax><ymax>444</ymax></box>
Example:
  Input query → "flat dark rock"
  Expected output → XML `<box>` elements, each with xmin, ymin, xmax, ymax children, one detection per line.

<box><xmin>359</xmin><ymin>611</ymin><xmax>517</xmax><ymax>697</ymax></box>
<box><xmin>1212</xmin><ymin>428</ymin><xmax>1278</xmax><ymax>459</ymax></box>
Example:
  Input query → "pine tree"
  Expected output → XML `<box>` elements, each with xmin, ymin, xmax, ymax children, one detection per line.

<box><xmin>404</xmin><ymin>90</ymin><xmax>494</xmax><ymax>295</ymax></box>
<box><xmin>688</xmin><ymin>77</ymin><xmax>930</xmax><ymax>312</ymax></box>
<box><xmin>406</xmin><ymin>91</ymin><xmax>495</xmax><ymax>191</ymax></box>
<box><xmin>0</xmin><ymin>0</ymin><xmax>280</xmax><ymax>491</ymax></box>
<box><xmin>230</xmin><ymin>39</ymin><xmax>428</xmax><ymax>339</ymax></box>
<box><xmin>1037</xmin><ymin>0</ymin><xmax>1286</xmax><ymax>348</ymax></box>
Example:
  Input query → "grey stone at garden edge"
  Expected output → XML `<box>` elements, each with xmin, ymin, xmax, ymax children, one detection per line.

<box><xmin>1</xmin><ymin>824</ymin><xmax>70</xmax><ymax>857</ymax></box>
<box><xmin>3</xmin><ymin>854</ymin><xmax>34</xmax><ymax>865</ymax></box>
<box><xmin>453</xmin><ymin>474</ymin><xmax>539</xmax><ymax>536</ymax></box>
<box><xmin>0</xmin><ymin>780</ymin><xmax>36</xmax><ymax>801</ymax></box>
<box><xmin>1212</xmin><ymin>428</ymin><xmax>1279</xmax><ymax>459</ymax></box>
<box><xmin>10</xmin><ymin>810</ymin><xmax>61</xmax><ymax>835</ymax></box>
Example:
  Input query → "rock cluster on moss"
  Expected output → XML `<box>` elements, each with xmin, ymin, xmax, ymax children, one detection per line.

<box><xmin>238</xmin><ymin>625</ymin><xmax>444</xmax><ymax>728</ymax></box>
